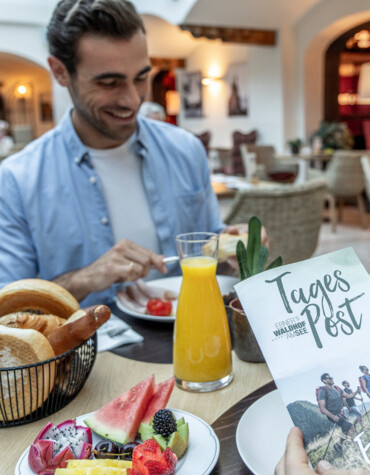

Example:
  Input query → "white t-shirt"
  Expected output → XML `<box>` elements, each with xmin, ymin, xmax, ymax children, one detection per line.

<box><xmin>87</xmin><ymin>135</ymin><xmax>161</xmax><ymax>255</ymax></box>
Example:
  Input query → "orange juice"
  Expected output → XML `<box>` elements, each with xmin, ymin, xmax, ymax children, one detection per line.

<box><xmin>173</xmin><ymin>256</ymin><xmax>232</xmax><ymax>383</ymax></box>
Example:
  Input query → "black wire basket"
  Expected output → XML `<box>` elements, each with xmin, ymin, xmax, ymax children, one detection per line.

<box><xmin>0</xmin><ymin>333</ymin><xmax>97</xmax><ymax>427</ymax></box>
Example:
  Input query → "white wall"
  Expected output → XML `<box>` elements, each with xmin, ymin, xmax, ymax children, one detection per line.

<box><xmin>177</xmin><ymin>39</ymin><xmax>285</xmax><ymax>151</ymax></box>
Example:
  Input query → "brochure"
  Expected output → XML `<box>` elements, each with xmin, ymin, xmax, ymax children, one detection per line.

<box><xmin>234</xmin><ymin>248</ymin><xmax>370</xmax><ymax>469</ymax></box>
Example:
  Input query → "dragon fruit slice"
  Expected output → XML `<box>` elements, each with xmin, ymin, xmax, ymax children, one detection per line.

<box><xmin>28</xmin><ymin>419</ymin><xmax>92</xmax><ymax>474</ymax></box>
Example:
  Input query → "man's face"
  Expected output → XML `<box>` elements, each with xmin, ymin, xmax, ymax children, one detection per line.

<box><xmin>67</xmin><ymin>32</ymin><xmax>151</xmax><ymax>148</ymax></box>
<box><xmin>343</xmin><ymin>381</ymin><xmax>349</xmax><ymax>388</ymax></box>
<box><xmin>324</xmin><ymin>375</ymin><xmax>334</xmax><ymax>384</ymax></box>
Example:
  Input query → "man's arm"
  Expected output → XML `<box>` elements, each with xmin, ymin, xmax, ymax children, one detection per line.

<box><xmin>0</xmin><ymin>166</ymin><xmax>39</xmax><ymax>286</ymax></box>
<box><xmin>54</xmin><ymin>238</ymin><xmax>168</xmax><ymax>301</ymax></box>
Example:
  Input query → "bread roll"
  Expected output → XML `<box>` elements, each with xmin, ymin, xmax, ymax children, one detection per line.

<box><xmin>203</xmin><ymin>232</ymin><xmax>249</xmax><ymax>262</ymax></box>
<box><xmin>0</xmin><ymin>279</ymin><xmax>80</xmax><ymax>319</ymax></box>
<box><xmin>48</xmin><ymin>305</ymin><xmax>111</xmax><ymax>355</ymax></box>
<box><xmin>0</xmin><ymin>312</ymin><xmax>65</xmax><ymax>337</ymax></box>
<box><xmin>0</xmin><ymin>326</ymin><xmax>56</xmax><ymax>421</ymax></box>
<box><xmin>217</xmin><ymin>232</ymin><xmax>248</xmax><ymax>261</ymax></box>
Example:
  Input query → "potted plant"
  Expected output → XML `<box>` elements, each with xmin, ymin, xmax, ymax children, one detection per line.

<box><xmin>287</xmin><ymin>138</ymin><xmax>303</xmax><ymax>155</ymax></box>
<box><xmin>310</xmin><ymin>121</ymin><xmax>354</xmax><ymax>151</ymax></box>
<box><xmin>228</xmin><ymin>216</ymin><xmax>282</xmax><ymax>362</ymax></box>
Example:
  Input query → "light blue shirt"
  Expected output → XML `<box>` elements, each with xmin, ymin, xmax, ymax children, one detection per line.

<box><xmin>0</xmin><ymin>111</ymin><xmax>224</xmax><ymax>306</ymax></box>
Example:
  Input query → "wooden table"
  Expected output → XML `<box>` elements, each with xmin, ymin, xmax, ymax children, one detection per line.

<box><xmin>1</xmin><ymin>303</ymin><xmax>274</xmax><ymax>474</ymax></box>
<box><xmin>276</xmin><ymin>153</ymin><xmax>332</xmax><ymax>170</ymax></box>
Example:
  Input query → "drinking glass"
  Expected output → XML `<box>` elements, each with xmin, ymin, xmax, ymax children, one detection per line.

<box><xmin>173</xmin><ymin>232</ymin><xmax>233</xmax><ymax>392</ymax></box>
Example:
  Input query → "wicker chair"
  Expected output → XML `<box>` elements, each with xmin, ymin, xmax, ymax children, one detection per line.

<box><xmin>223</xmin><ymin>175</ymin><xmax>327</xmax><ymax>265</ymax></box>
<box><xmin>324</xmin><ymin>151</ymin><xmax>367</xmax><ymax>231</ymax></box>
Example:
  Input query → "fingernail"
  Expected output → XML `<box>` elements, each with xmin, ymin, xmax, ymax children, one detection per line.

<box><xmin>318</xmin><ymin>460</ymin><xmax>333</xmax><ymax>471</ymax></box>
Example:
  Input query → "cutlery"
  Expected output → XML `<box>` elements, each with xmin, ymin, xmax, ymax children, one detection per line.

<box><xmin>163</xmin><ymin>256</ymin><xmax>179</xmax><ymax>265</ymax></box>
<box><xmin>107</xmin><ymin>326</ymin><xmax>131</xmax><ymax>338</ymax></box>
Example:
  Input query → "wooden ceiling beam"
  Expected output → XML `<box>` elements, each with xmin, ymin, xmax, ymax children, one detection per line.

<box><xmin>179</xmin><ymin>24</ymin><xmax>276</xmax><ymax>46</ymax></box>
<box><xmin>150</xmin><ymin>57</ymin><xmax>186</xmax><ymax>69</ymax></box>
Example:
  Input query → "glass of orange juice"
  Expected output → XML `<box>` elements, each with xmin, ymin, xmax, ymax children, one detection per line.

<box><xmin>173</xmin><ymin>232</ymin><xmax>233</xmax><ymax>392</ymax></box>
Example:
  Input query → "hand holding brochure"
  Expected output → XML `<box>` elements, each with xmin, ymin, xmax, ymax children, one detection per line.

<box><xmin>235</xmin><ymin>248</ymin><xmax>370</xmax><ymax>470</ymax></box>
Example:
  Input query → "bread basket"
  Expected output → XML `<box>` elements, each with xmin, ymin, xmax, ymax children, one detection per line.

<box><xmin>0</xmin><ymin>333</ymin><xmax>97</xmax><ymax>427</ymax></box>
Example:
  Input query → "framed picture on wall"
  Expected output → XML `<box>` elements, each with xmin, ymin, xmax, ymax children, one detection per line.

<box><xmin>225</xmin><ymin>63</ymin><xmax>248</xmax><ymax>117</ymax></box>
<box><xmin>39</xmin><ymin>93</ymin><xmax>53</xmax><ymax>122</ymax></box>
<box><xmin>181</xmin><ymin>71</ymin><xmax>202</xmax><ymax>118</ymax></box>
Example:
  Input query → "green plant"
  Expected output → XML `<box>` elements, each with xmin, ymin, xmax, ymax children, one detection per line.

<box><xmin>287</xmin><ymin>138</ymin><xmax>303</xmax><ymax>148</ymax></box>
<box><xmin>310</xmin><ymin>121</ymin><xmax>354</xmax><ymax>150</ymax></box>
<box><xmin>236</xmin><ymin>216</ymin><xmax>283</xmax><ymax>281</ymax></box>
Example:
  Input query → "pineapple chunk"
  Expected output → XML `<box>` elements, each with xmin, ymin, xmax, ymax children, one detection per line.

<box><xmin>55</xmin><ymin>467</ymin><xmax>128</xmax><ymax>474</ymax></box>
<box><xmin>67</xmin><ymin>459</ymin><xmax>132</xmax><ymax>469</ymax></box>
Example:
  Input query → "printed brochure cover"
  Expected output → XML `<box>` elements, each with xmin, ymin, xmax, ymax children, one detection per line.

<box><xmin>234</xmin><ymin>248</ymin><xmax>370</xmax><ymax>469</ymax></box>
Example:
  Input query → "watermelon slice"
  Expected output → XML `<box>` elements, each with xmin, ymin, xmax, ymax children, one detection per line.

<box><xmin>84</xmin><ymin>374</ymin><xmax>155</xmax><ymax>444</ymax></box>
<box><xmin>141</xmin><ymin>377</ymin><xmax>175</xmax><ymax>424</ymax></box>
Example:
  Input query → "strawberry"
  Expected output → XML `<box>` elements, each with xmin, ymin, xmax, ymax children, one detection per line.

<box><xmin>131</xmin><ymin>439</ymin><xmax>178</xmax><ymax>475</ymax></box>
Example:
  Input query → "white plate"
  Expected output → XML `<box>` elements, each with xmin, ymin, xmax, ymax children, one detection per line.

<box><xmin>15</xmin><ymin>408</ymin><xmax>219</xmax><ymax>475</ymax></box>
<box><xmin>236</xmin><ymin>390</ymin><xmax>293</xmax><ymax>474</ymax></box>
<box><xmin>115</xmin><ymin>275</ymin><xmax>238</xmax><ymax>323</ymax></box>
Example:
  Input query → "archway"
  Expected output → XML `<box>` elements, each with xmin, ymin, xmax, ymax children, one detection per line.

<box><xmin>0</xmin><ymin>52</ymin><xmax>54</xmax><ymax>144</ymax></box>
<box><xmin>324</xmin><ymin>21</ymin><xmax>370</xmax><ymax>149</ymax></box>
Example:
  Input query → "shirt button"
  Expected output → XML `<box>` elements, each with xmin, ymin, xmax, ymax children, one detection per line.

<box><xmin>90</xmin><ymin>176</ymin><xmax>97</xmax><ymax>184</ymax></box>
<box><xmin>101</xmin><ymin>217</ymin><xmax>109</xmax><ymax>225</ymax></box>
<box><xmin>74</xmin><ymin>157</ymin><xmax>79</xmax><ymax>163</ymax></box>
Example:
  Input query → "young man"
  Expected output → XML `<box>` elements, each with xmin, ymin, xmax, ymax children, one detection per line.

<box><xmin>0</xmin><ymin>0</ymin><xmax>249</xmax><ymax>306</ymax></box>
<box><xmin>342</xmin><ymin>380</ymin><xmax>364</xmax><ymax>430</ymax></box>
<box><xmin>359</xmin><ymin>366</ymin><xmax>370</xmax><ymax>399</ymax></box>
<box><xmin>317</xmin><ymin>373</ymin><xmax>354</xmax><ymax>456</ymax></box>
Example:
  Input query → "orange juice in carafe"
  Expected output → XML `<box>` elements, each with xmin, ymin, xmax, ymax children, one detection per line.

<box><xmin>173</xmin><ymin>252</ymin><xmax>233</xmax><ymax>392</ymax></box>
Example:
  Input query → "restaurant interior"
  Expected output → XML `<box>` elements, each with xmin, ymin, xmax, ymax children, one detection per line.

<box><xmin>1</xmin><ymin>0</ymin><xmax>370</xmax><ymax>473</ymax></box>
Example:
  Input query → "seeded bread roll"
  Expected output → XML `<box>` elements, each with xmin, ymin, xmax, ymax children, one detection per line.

<box><xmin>0</xmin><ymin>312</ymin><xmax>65</xmax><ymax>337</ymax></box>
<box><xmin>0</xmin><ymin>279</ymin><xmax>80</xmax><ymax>319</ymax></box>
<box><xmin>0</xmin><ymin>326</ymin><xmax>56</xmax><ymax>421</ymax></box>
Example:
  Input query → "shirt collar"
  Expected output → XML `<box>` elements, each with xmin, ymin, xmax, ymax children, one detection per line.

<box><xmin>56</xmin><ymin>109</ymin><xmax>90</xmax><ymax>165</ymax></box>
<box><xmin>57</xmin><ymin>108</ymin><xmax>148</xmax><ymax>163</ymax></box>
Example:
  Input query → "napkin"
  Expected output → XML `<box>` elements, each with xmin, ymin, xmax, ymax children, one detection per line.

<box><xmin>97</xmin><ymin>312</ymin><xmax>143</xmax><ymax>352</ymax></box>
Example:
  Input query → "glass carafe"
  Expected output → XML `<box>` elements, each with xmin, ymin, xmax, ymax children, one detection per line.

<box><xmin>173</xmin><ymin>232</ymin><xmax>233</xmax><ymax>392</ymax></box>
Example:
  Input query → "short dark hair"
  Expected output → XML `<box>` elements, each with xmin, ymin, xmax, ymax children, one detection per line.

<box><xmin>47</xmin><ymin>0</ymin><xmax>146</xmax><ymax>75</ymax></box>
<box><xmin>342</xmin><ymin>380</ymin><xmax>348</xmax><ymax>386</ymax></box>
<box><xmin>359</xmin><ymin>365</ymin><xmax>367</xmax><ymax>372</ymax></box>
<box><xmin>321</xmin><ymin>373</ymin><xmax>330</xmax><ymax>383</ymax></box>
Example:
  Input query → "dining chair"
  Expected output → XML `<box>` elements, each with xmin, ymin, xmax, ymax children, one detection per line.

<box><xmin>223</xmin><ymin>176</ymin><xmax>327</xmax><ymax>265</ymax></box>
<box><xmin>230</xmin><ymin>130</ymin><xmax>258</xmax><ymax>175</ymax></box>
<box><xmin>324</xmin><ymin>150</ymin><xmax>368</xmax><ymax>231</ymax></box>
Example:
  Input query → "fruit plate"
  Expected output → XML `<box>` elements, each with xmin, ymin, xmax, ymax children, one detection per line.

<box><xmin>15</xmin><ymin>408</ymin><xmax>220</xmax><ymax>475</ymax></box>
<box><xmin>115</xmin><ymin>275</ymin><xmax>238</xmax><ymax>323</ymax></box>
<box><xmin>236</xmin><ymin>390</ymin><xmax>293</xmax><ymax>474</ymax></box>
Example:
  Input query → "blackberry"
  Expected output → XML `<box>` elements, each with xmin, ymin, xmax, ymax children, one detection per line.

<box><xmin>152</xmin><ymin>409</ymin><xmax>177</xmax><ymax>437</ymax></box>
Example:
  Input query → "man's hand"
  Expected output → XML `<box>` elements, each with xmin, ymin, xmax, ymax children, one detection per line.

<box><xmin>54</xmin><ymin>239</ymin><xmax>168</xmax><ymax>301</ymax></box>
<box><xmin>275</xmin><ymin>427</ymin><xmax>369</xmax><ymax>475</ymax></box>
<box><xmin>222</xmin><ymin>223</ymin><xmax>269</xmax><ymax>247</ymax></box>
<box><xmin>222</xmin><ymin>223</ymin><xmax>269</xmax><ymax>272</ymax></box>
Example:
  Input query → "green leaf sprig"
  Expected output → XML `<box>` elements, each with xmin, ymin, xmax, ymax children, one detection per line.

<box><xmin>236</xmin><ymin>216</ymin><xmax>282</xmax><ymax>281</ymax></box>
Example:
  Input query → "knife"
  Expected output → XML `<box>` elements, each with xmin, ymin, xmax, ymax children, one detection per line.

<box><xmin>162</xmin><ymin>256</ymin><xmax>180</xmax><ymax>265</ymax></box>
